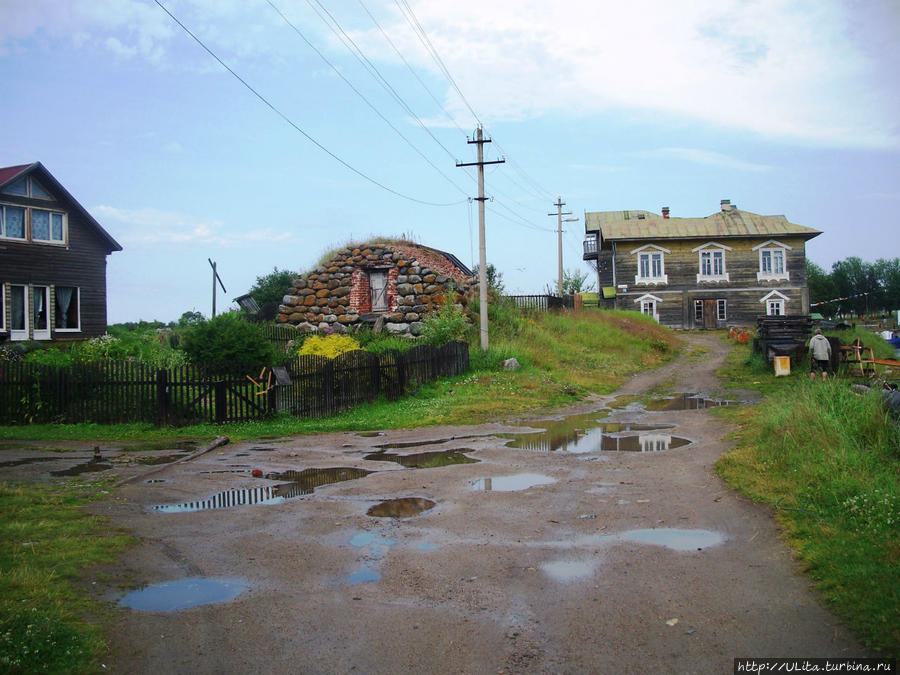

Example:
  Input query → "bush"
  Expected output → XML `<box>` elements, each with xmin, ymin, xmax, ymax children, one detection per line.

<box><xmin>354</xmin><ymin>331</ymin><xmax>414</xmax><ymax>354</ymax></box>
<box><xmin>421</xmin><ymin>299</ymin><xmax>469</xmax><ymax>346</ymax></box>
<box><xmin>179</xmin><ymin>312</ymin><xmax>282</xmax><ymax>366</ymax></box>
<box><xmin>298</xmin><ymin>334</ymin><xmax>361</xmax><ymax>358</ymax></box>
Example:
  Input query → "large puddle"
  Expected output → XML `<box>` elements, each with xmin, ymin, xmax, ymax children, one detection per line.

<box><xmin>50</xmin><ymin>459</ymin><xmax>113</xmax><ymax>476</ymax></box>
<box><xmin>119</xmin><ymin>577</ymin><xmax>247</xmax><ymax>611</ymax></box>
<box><xmin>364</xmin><ymin>449</ymin><xmax>478</xmax><ymax>468</ymax></box>
<box><xmin>502</xmin><ymin>413</ymin><xmax>688</xmax><ymax>454</ymax></box>
<box><xmin>151</xmin><ymin>467</ymin><xmax>372</xmax><ymax>513</ymax></box>
<box><xmin>471</xmin><ymin>473</ymin><xmax>556</xmax><ymax>492</ymax></box>
<box><xmin>620</xmin><ymin>528</ymin><xmax>724</xmax><ymax>551</ymax></box>
<box><xmin>609</xmin><ymin>393</ymin><xmax>734</xmax><ymax>411</ymax></box>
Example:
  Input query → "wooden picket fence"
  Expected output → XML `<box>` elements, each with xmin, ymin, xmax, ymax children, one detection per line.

<box><xmin>0</xmin><ymin>341</ymin><xmax>469</xmax><ymax>426</ymax></box>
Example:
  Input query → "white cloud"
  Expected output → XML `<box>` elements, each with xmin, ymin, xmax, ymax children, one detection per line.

<box><xmin>641</xmin><ymin>148</ymin><xmax>771</xmax><ymax>172</ymax></box>
<box><xmin>93</xmin><ymin>205</ymin><xmax>293</xmax><ymax>247</ymax></box>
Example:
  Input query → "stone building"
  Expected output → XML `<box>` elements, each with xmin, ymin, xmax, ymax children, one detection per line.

<box><xmin>277</xmin><ymin>240</ymin><xmax>475</xmax><ymax>335</ymax></box>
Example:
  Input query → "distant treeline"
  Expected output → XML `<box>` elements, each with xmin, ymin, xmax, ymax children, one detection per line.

<box><xmin>808</xmin><ymin>257</ymin><xmax>900</xmax><ymax>316</ymax></box>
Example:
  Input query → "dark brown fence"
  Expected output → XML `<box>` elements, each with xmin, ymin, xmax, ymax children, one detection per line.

<box><xmin>505</xmin><ymin>295</ymin><xmax>574</xmax><ymax>311</ymax></box>
<box><xmin>0</xmin><ymin>341</ymin><xmax>468</xmax><ymax>426</ymax></box>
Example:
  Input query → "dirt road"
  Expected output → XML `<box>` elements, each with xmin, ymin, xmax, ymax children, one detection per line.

<box><xmin>87</xmin><ymin>332</ymin><xmax>866</xmax><ymax>673</ymax></box>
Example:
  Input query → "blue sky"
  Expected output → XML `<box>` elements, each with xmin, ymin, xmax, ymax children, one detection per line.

<box><xmin>2</xmin><ymin>0</ymin><xmax>898</xmax><ymax>323</ymax></box>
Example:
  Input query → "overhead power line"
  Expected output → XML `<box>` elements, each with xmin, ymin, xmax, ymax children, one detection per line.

<box><xmin>153</xmin><ymin>0</ymin><xmax>463</xmax><ymax>207</ymax></box>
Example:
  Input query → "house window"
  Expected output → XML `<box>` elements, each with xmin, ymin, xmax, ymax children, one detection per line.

<box><xmin>717</xmin><ymin>299</ymin><xmax>727</xmax><ymax>321</ymax></box>
<box><xmin>1</xmin><ymin>176</ymin><xmax>51</xmax><ymax>200</ymax></box>
<box><xmin>55</xmin><ymin>286</ymin><xmax>80</xmax><ymax>331</ymax></box>
<box><xmin>694</xmin><ymin>300</ymin><xmax>703</xmax><ymax>322</ymax></box>
<box><xmin>761</xmin><ymin>290</ymin><xmax>789</xmax><ymax>316</ymax></box>
<box><xmin>31</xmin><ymin>210</ymin><xmax>65</xmax><ymax>243</ymax></box>
<box><xmin>1</xmin><ymin>205</ymin><xmax>26</xmax><ymax>240</ymax></box>
<box><xmin>631</xmin><ymin>245</ymin><xmax>669</xmax><ymax>284</ymax></box>
<box><xmin>693</xmin><ymin>242</ymin><xmax>731</xmax><ymax>282</ymax></box>
<box><xmin>635</xmin><ymin>293</ymin><xmax>662</xmax><ymax>322</ymax></box>
<box><xmin>754</xmin><ymin>240</ymin><xmax>791</xmax><ymax>281</ymax></box>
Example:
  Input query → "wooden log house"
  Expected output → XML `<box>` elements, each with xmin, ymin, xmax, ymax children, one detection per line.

<box><xmin>0</xmin><ymin>162</ymin><xmax>122</xmax><ymax>342</ymax></box>
<box><xmin>583</xmin><ymin>200</ymin><xmax>821</xmax><ymax>329</ymax></box>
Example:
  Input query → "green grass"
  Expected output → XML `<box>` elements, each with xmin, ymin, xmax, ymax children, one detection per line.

<box><xmin>0</xmin><ymin>481</ymin><xmax>133</xmax><ymax>673</ymax></box>
<box><xmin>716</xmin><ymin>339</ymin><xmax>900</xmax><ymax>656</ymax></box>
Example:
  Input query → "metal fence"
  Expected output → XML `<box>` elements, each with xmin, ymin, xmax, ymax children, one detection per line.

<box><xmin>0</xmin><ymin>341</ymin><xmax>469</xmax><ymax>426</ymax></box>
<box><xmin>505</xmin><ymin>295</ymin><xmax>574</xmax><ymax>311</ymax></box>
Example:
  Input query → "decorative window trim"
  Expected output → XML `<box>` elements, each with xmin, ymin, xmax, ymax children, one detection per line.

<box><xmin>634</xmin><ymin>293</ymin><xmax>662</xmax><ymax>322</ymax></box>
<box><xmin>760</xmin><ymin>290</ymin><xmax>789</xmax><ymax>316</ymax></box>
<box><xmin>630</xmin><ymin>245</ymin><xmax>669</xmax><ymax>285</ymax></box>
<box><xmin>692</xmin><ymin>242</ymin><xmax>731</xmax><ymax>282</ymax></box>
<box><xmin>753</xmin><ymin>240</ymin><xmax>791</xmax><ymax>282</ymax></box>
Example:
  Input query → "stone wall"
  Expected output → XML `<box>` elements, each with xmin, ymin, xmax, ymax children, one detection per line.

<box><xmin>277</xmin><ymin>242</ymin><xmax>475</xmax><ymax>335</ymax></box>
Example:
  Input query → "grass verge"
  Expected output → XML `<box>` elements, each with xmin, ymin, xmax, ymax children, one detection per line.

<box><xmin>716</xmin><ymin>338</ymin><xmax>900</xmax><ymax>656</ymax></box>
<box><xmin>0</xmin><ymin>479</ymin><xmax>133</xmax><ymax>673</ymax></box>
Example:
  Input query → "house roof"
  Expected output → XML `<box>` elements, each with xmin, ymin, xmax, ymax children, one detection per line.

<box><xmin>585</xmin><ymin>207</ymin><xmax>820</xmax><ymax>243</ymax></box>
<box><xmin>0</xmin><ymin>161</ymin><xmax>123</xmax><ymax>252</ymax></box>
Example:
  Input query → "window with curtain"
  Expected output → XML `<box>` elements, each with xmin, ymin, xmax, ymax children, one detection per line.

<box><xmin>31</xmin><ymin>209</ymin><xmax>64</xmax><ymax>242</ymax></box>
<box><xmin>33</xmin><ymin>286</ymin><xmax>49</xmax><ymax>331</ymax></box>
<box><xmin>1</xmin><ymin>205</ymin><xmax>26</xmax><ymax>239</ymax></box>
<box><xmin>55</xmin><ymin>286</ymin><xmax>79</xmax><ymax>330</ymax></box>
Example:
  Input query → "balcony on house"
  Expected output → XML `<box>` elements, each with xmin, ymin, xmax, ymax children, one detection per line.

<box><xmin>583</xmin><ymin>234</ymin><xmax>598</xmax><ymax>260</ymax></box>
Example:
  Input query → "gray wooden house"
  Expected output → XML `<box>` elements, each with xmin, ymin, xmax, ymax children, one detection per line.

<box><xmin>0</xmin><ymin>162</ymin><xmax>122</xmax><ymax>342</ymax></box>
<box><xmin>583</xmin><ymin>200</ymin><xmax>820</xmax><ymax>329</ymax></box>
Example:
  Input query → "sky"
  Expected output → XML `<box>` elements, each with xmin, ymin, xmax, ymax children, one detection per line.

<box><xmin>1</xmin><ymin>0</ymin><xmax>898</xmax><ymax>323</ymax></box>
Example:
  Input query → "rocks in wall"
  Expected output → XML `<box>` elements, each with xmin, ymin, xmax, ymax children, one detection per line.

<box><xmin>277</xmin><ymin>242</ymin><xmax>474</xmax><ymax>334</ymax></box>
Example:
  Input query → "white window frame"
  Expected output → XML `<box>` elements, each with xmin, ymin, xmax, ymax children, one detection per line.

<box><xmin>753</xmin><ymin>240</ymin><xmax>791</xmax><ymax>282</ymax></box>
<box><xmin>9</xmin><ymin>284</ymin><xmax>29</xmax><ymax>341</ymax></box>
<box><xmin>54</xmin><ymin>286</ymin><xmax>81</xmax><ymax>332</ymax></box>
<box><xmin>760</xmin><ymin>290</ymin><xmax>789</xmax><ymax>316</ymax></box>
<box><xmin>0</xmin><ymin>204</ymin><xmax>27</xmax><ymax>241</ymax></box>
<box><xmin>0</xmin><ymin>202</ymin><xmax>67</xmax><ymax>245</ymax></box>
<box><xmin>634</xmin><ymin>293</ymin><xmax>662</xmax><ymax>322</ymax></box>
<box><xmin>717</xmin><ymin>299</ymin><xmax>727</xmax><ymax>321</ymax></box>
<box><xmin>32</xmin><ymin>285</ymin><xmax>51</xmax><ymax>340</ymax></box>
<box><xmin>692</xmin><ymin>241</ymin><xmax>731</xmax><ymax>282</ymax></box>
<box><xmin>30</xmin><ymin>209</ymin><xmax>66</xmax><ymax>244</ymax></box>
<box><xmin>630</xmin><ymin>244</ymin><xmax>670</xmax><ymax>285</ymax></box>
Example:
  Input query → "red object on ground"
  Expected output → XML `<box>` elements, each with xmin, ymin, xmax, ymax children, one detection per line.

<box><xmin>252</xmin><ymin>469</ymin><xmax>263</xmax><ymax>478</ymax></box>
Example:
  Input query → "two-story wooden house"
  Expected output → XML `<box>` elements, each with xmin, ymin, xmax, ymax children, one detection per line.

<box><xmin>1</xmin><ymin>162</ymin><xmax>122</xmax><ymax>342</ymax></box>
<box><xmin>583</xmin><ymin>200</ymin><xmax>820</xmax><ymax>329</ymax></box>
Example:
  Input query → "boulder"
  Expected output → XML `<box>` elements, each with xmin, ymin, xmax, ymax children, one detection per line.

<box><xmin>503</xmin><ymin>358</ymin><xmax>521</xmax><ymax>371</ymax></box>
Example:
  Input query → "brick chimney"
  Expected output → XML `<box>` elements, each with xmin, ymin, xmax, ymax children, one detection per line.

<box><xmin>720</xmin><ymin>199</ymin><xmax>732</xmax><ymax>212</ymax></box>
<box><xmin>662</xmin><ymin>206</ymin><xmax>670</xmax><ymax>219</ymax></box>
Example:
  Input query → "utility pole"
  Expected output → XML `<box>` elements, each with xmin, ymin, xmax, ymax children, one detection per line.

<box><xmin>457</xmin><ymin>127</ymin><xmax>504</xmax><ymax>350</ymax></box>
<box><xmin>208</xmin><ymin>258</ymin><xmax>226</xmax><ymax>317</ymax></box>
<box><xmin>548</xmin><ymin>197</ymin><xmax>574</xmax><ymax>297</ymax></box>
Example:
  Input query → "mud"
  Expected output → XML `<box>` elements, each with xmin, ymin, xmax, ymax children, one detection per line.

<box><xmin>3</xmin><ymin>332</ymin><xmax>869</xmax><ymax>672</ymax></box>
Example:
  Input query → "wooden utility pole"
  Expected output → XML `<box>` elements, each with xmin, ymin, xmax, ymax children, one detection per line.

<box><xmin>457</xmin><ymin>127</ymin><xmax>504</xmax><ymax>350</ymax></box>
<box><xmin>208</xmin><ymin>258</ymin><xmax>227</xmax><ymax>317</ymax></box>
<box><xmin>548</xmin><ymin>198</ymin><xmax>573</xmax><ymax>296</ymax></box>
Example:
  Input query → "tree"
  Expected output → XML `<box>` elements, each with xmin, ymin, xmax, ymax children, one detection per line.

<box><xmin>873</xmin><ymin>258</ymin><xmax>900</xmax><ymax>312</ymax></box>
<box><xmin>177</xmin><ymin>310</ymin><xmax>205</xmax><ymax>327</ymax></box>
<box><xmin>248</xmin><ymin>267</ymin><xmax>299</xmax><ymax>306</ymax></box>
<box><xmin>471</xmin><ymin>263</ymin><xmax>505</xmax><ymax>297</ymax></box>
<box><xmin>561</xmin><ymin>267</ymin><xmax>596</xmax><ymax>294</ymax></box>
<box><xmin>806</xmin><ymin>261</ymin><xmax>836</xmax><ymax>309</ymax></box>
<box><xmin>831</xmin><ymin>257</ymin><xmax>878</xmax><ymax>316</ymax></box>
<box><xmin>179</xmin><ymin>312</ymin><xmax>282</xmax><ymax>366</ymax></box>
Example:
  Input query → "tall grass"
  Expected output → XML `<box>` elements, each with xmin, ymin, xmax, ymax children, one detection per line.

<box><xmin>717</xmin><ymin>349</ymin><xmax>900</xmax><ymax>655</ymax></box>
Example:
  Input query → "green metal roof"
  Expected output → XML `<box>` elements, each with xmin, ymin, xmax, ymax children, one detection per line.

<box><xmin>585</xmin><ymin>208</ymin><xmax>820</xmax><ymax>242</ymax></box>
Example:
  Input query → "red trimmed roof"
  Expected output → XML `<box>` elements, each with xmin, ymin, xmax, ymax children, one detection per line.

<box><xmin>0</xmin><ymin>164</ymin><xmax>32</xmax><ymax>186</ymax></box>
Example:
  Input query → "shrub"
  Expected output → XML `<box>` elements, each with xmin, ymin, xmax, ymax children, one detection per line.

<box><xmin>354</xmin><ymin>331</ymin><xmax>414</xmax><ymax>354</ymax></box>
<box><xmin>179</xmin><ymin>312</ymin><xmax>282</xmax><ymax>366</ymax></box>
<box><xmin>298</xmin><ymin>334</ymin><xmax>361</xmax><ymax>358</ymax></box>
<box><xmin>421</xmin><ymin>298</ymin><xmax>469</xmax><ymax>346</ymax></box>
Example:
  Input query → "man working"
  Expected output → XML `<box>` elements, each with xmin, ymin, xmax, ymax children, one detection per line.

<box><xmin>809</xmin><ymin>328</ymin><xmax>832</xmax><ymax>381</ymax></box>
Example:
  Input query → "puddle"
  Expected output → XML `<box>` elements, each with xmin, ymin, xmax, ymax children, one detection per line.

<box><xmin>152</xmin><ymin>468</ymin><xmax>371</xmax><ymax>512</ymax></box>
<box><xmin>416</xmin><ymin>542</ymin><xmax>440</xmax><ymax>551</ymax></box>
<box><xmin>356</xmin><ymin>431</ymin><xmax>385</xmax><ymax>438</ymax></box>
<box><xmin>542</xmin><ymin>560</ymin><xmax>595</xmax><ymax>582</ymax></box>
<box><xmin>0</xmin><ymin>456</ymin><xmax>59</xmax><ymax>468</ymax></box>
<box><xmin>50</xmin><ymin>459</ymin><xmax>113</xmax><ymax>476</ymax></box>
<box><xmin>146</xmin><ymin>479</ymin><xmax>167</xmax><ymax>484</ymax></box>
<box><xmin>373</xmin><ymin>436</ymin><xmax>476</xmax><ymax>450</ymax></box>
<box><xmin>347</xmin><ymin>567</ymin><xmax>380</xmax><ymax>584</ymax></box>
<box><xmin>502</xmin><ymin>414</ymin><xmax>686</xmax><ymax>454</ymax></box>
<box><xmin>246</xmin><ymin>447</ymin><xmax>276</xmax><ymax>452</ymax></box>
<box><xmin>121</xmin><ymin>441</ymin><xmax>198</xmax><ymax>453</ymax></box>
<box><xmin>367</xmin><ymin>498</ymin><xmax>436</xmax><ymax>518</ymax></box>
<box><xmin>119</xmin><ymin>577</ymin><xmax>247</xmax><ymax>611</ymax></box>
<box><xmin>136</xmin><ymin>453</ymin><xmax>190</xmax><ymax>466</ymax></box>
<box><xmin>620</xmin><ymin>528</ymin><xmax>724</xmax><ymax>551</ymax></box>
<box><xmin>610</xmin><ymin>393</ymin><xmax>734</xmax><ymax>411</ymax></box>
<box><xmin>363</xmin><ymin>450</ymin><xmax>478</xmax><ymax>468</ymax></box>
<box><xmin>471</xmin><ymin>473</ymin><xmax>556</xmax><ymax>492</ymax></box>
<box><xmin>234</xmin><ymin>453</ymin><xmax>250</xmax><ymax>457</ymax></box>
<box><xmin>349</xmin><ymin>532</ymin><xmax>397</xmax><ymax>548</ymax></box>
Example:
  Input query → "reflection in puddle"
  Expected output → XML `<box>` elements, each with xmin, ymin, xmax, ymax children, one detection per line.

<box><xmin>152</xmin><ymin>467</ymin><xmax>372</xmax><ymax>513</ymax></box>
<box><xmin>471</xmin><ymin>473</ymin><xmax>556</xmax><ymax>492</ymax></box>
<box><xmin>50</xmin><ymin>459</ymin><xmax>112</xmax><ymax>476</ymax></box>
<box><xmin>367</xmin><ymin>497</ymin><xmax>435</xmax><ymax>518</ymax></box>
<box><xmin>373</xmin><ymin>436</ymin><xmax>476</xmax><ymax>450</ymax></box>
<box><xmin>247</xmin><ymin>446</ymin><xmax>276</xmax><ymax>452</ymax></box>
<box><xmin>620</xmin><ymin>528</ymin><xmax>724</xmax><ymax>551</ymax></box>
<box><xmin>136</xmin><ymin>453</ymin><xmax>190</xmax><ymax>465</ymax></box>
<box><xmin>122</xmin><ymin>441</ymin><xmax>198</xmax><ymax>453</ymax></box>
<box><xmin>364</xmin><ymin>450</ymin><xmax>478</xmax><ymax>468</ymax></box>
<box><xmin>119</xmin><ymin>577</ymin><xmax>247</xmax><ymax>611</ymax></box>
<box><xmin>355</xmin><ymin>431</ymin><xmax>385</xmax><ymax>438</ymax></box>
<box><xmin>502</xmin><ymin>414</ymin><xmax>686</xmax><ymax>454</ymax></box>
<box><xmin>0</xmin><ymin>456</ymin><xmax>58</xmax><ymax>468</ymax></box>
<box><xmin>416</xmin><ymin>542</ymin><xmax>439</xmax><ymax>551</ymax></box>
<box><xmin>610</xmin><ymin>393</ymin><xmax>734</xmax><ymax>411</ymax></box>
<box><xmin>349</xmin><ymin>532</ymin><xmax>397</xmax><ymax>548</ymax></box>
<box><xmin>542</xmin><ymin>560</ymin><xmax>595</xmax><ymax>582</ymax></box>
<box><xmin>347</xmin><ymin>567</ymin><xmax>380</xmax><ymax>584</ymax></box>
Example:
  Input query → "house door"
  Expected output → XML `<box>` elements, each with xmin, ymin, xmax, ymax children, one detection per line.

<box><xmin>33</xmin><ymin>286</ymin><xmax>51</xmax><ymax>340</ymax></box>
<box><xmin>703</xmin><ymin>299</ymin><xmax>717</xmax><ymax>330</ymax></box>
<box><xmin>9</xmin><ymin>285</ymin><xmax>28</xmax><ymax>341</ymax></box>
<box><xmin>369</xmin><ymin>271</ymin><xmax>388</xmax><ymax>312</ymax></box>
